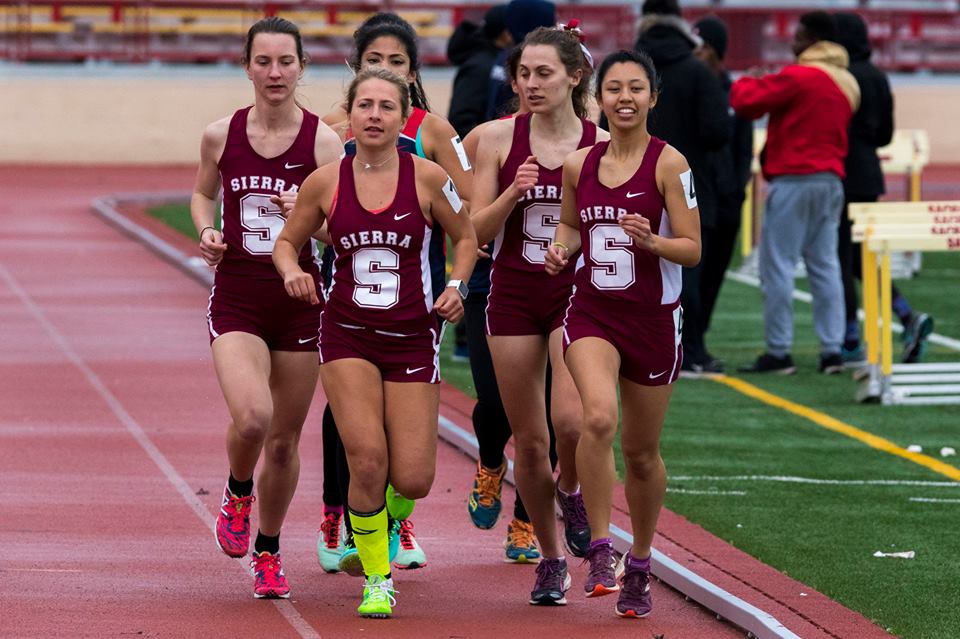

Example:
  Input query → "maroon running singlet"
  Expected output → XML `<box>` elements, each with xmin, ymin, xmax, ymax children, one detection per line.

<box><xmin>562</xmin><ymin>137</ymin><xmax>684</xmax><ymax>385</ymax></box>
<box><xmin>485</xmin><ymin>112</ymin><xmax>597</xmax><ymax>336</ymax></box>
<box><xmin>207</xmin><ymin>106</ymin><xmax>323</xmax><ymax>351</ymax></box>
<box><xmin>319</xmin><ymin>151</ymin><xmax>441</xmax><ymax>383</ymax></box>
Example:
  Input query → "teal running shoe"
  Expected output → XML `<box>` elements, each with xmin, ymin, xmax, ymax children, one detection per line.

<box><xmin>468</xmin><ymin>459</ymin><xmax>506</xmax><ymax>529</ymax></box>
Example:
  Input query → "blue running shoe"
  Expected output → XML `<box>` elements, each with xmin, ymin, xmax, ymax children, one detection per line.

<box><xmin>902</xmin><ymin>313</ymin><xmax>934</xmax><ymax>363</ymax></box>
<box><xmin>504</xmin><ymin>518</ymin><xmax>540</xmax><ymax>563</ymax></box>
<box><xmin>338</xmin><ymin>532</ymin><xmax>363</xmax><ymax>577</ymax></box>
<box><xmin>529</xmin><ymin>557</ymin><xmax>571</xmax><ymax>605</ymax></box>
<box><xmin>388</xmin><ymin>518</ymin><xmax>401</xmax><ymax>563</ymax></box>
<box><xmin>468</xmin><ymin>459</ymin><xmax>506</xmax><ymax>529</ymax></box>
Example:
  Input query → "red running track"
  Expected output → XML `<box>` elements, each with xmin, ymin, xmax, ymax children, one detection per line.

<box><xmin>0</xmin><ymin>166</ymin><xmax>894</xmax><ymax>639</ymax></box>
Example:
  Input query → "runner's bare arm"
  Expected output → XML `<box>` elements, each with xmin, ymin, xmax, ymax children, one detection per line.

<box><xmin>273</xmin><ymin>166</ymin><xmax>335</xmax><ymax>304</ymax></box>
<box><xmin>191</xmin><ymin>118</ymin><xmax>229</xmax><ymax>266</ymax></box>
<box><xmin>546</xmin><ymin>150</ymin><xmax>588</xmax><ymax>276</ymax></box>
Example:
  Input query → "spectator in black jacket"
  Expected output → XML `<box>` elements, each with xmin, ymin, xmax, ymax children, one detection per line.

<box><xmin>447</xmin><ymin>4</ymin><xmax>512</xmax><ymax>138</ymax></box>
<box><xmin>485</xmin><ymin>0</ymin><xmax>555</xmax><ymax>119</ymax></box>
<box><xmin>693</xmin><ymin>16</ymin><xmax>754</xmax><ymax>343</ymax></box>
<box><xmin>634</xmin><ymin>0</ymin><xmax>731</xmax><ymax>374</ymax></box>
<box><xmin>833</xmin><ymin>11</ymin><xmax>933</xmax><ymax>364</ymax></box>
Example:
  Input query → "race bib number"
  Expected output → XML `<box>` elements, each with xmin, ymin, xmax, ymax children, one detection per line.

<box><xmin>442</xmin><ymin>177</ymin><xmax>463</xmax><ymax>214</ymax></box>
<box><xmin>451</xmin><ymin>135</ymin><xmax>471</xmax><ymax>171</ymax></box>
<box><xmin>679</xmin><ymin>169</ymin><xmax>697</xmax><ymax>209</ymax></box>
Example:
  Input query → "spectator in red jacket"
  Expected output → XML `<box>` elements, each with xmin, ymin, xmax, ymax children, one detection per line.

<box><xmin>731</xmin><ymin>11</ymin><xmax>860</xmax><ymax>375</ymax></box>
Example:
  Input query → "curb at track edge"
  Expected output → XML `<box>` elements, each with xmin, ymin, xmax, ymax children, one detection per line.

<box><xmin>91</xmin><ymin>192</ymin><xmax>803</xmax><ymax>639</ymax></box>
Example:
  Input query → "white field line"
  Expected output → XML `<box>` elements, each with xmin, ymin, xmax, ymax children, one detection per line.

<box><xmin>671</xmin><ymin>475</ymin><xmax>960</xmax><ymax>488</ymax></box>
<box><xmin>667</xmin><ymin>488</ymin><xmax>748</xmax><ymax>496</ymax></box>
<box><xmin>0</xmin><ymin>263</ymin><xmax>320</xmax><ymax>639</ymax></box>
<box><xmin>909</xmin><ymin>497</ymin><xmax>960</xmax><ymax>504</ymax></box>
<box><xmin>725</xmin><ymin>270</ymin><xmax>960</xmax><ymax>352</ymax></box>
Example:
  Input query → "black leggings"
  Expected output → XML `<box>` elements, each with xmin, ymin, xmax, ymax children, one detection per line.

<box><xmin>464</xmin><ymin>292</ymin><xmax>557</xmax><ymax>523</ymax></box>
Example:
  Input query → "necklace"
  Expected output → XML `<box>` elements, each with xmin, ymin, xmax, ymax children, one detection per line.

<box><xmin>356</xmin><ymin>154</ymin><xmax>393</xmax><ymax>170</ymax></box>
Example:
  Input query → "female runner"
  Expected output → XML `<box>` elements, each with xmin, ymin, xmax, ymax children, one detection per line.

<box><xmin>274</xmin><ymin>68</ymin><xmax>477</xmax><ymax>618</ymax></box>
<box><xmin>471</xmin><ymin>25</ymin><xmax>606</xmax><ymax>604</ymax></box>
<box><xmin>191</xmin><ymin>17</ymin><xmax>342</xmax><ymax>598</ymax></box>
<box><xmin>545</xmin><ymin>49</ymin><xmax>701</xmax><ymax>618</ymax></box>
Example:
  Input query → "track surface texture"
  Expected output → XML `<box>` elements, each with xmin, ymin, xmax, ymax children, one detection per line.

<box><xmin>0</xmin><ymin>166</ymin><xmax>894</xmax><ymax>638</ymax></box>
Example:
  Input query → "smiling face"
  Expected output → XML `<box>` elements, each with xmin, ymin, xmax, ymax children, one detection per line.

<box><xmin>348</xmin><ymin>77</ymin><xmax>407</xmax><ymax>150</ymax></box>
<box><xmin>245</xmin><ymin>32</ymin><xmax>303</xmax><ymax>105</ymax></box>
<box><xmin>517</xmin><ymin>43</ymin><xmax>581</xmax><ymax>114</ymax></box>
<box><xmin>360</xmin><ymin>35</ymin><xmax>415</xmax><ymax>83</ymax></box>
<box><xmin>599</xmin><ymin>61</ymin><xmax>657</xmax><ymax>132</ymax></box>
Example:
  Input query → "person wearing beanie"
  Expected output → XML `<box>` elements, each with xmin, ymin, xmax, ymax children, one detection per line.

<box><xmin>631</xmin><ymin>0</ymin><xmax>730</xmax><ymax>375</ymax></box>
<box><xmin>447</xmin><ymin>4</ymin><xmax>512</xmax><ymax>138</ymax></box>
<box><xmin>692</xmin><ymin>15</ymin><xmax>753</xmax><ymax>357</ymax></box>
<box><xmin>732</xmin><ymin>11</ymin><xmax>860</xmax><ymax>375</ymax></box>
<box><xmin>485</xmin><ymin>0</ymin><xmax>556</xmax><ymax>119</ymax></box>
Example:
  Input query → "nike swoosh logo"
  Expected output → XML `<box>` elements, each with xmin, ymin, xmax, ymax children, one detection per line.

<box><xmin>406</xmin><ymin>366</ymin><xmax>427</xmax><ymax>374</ymax></box>
<box><xmin>285</xmin><ymin>162</ymin><xmax>304</xmax><ymax>169</ymax></box>
<box><xmin>649</xmin><ymin>370</ymin><xmax>668</xmax><ymax>379</ymax></box>
<box><xmin>298</xmin><ymin>336</ymin><xmax>318</xmax><ymax>344</ymax></box>
<box><xmin>626</xmin><ymin>191</ymin><xmax>645</xmax><ymax>198</ymax></box>
<box><xmin>394</xmin><ymin>212</ymin><xmax>412</xmax><ymax>221</ymax></box>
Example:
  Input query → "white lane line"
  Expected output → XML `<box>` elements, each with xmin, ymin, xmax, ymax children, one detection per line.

<box><xmin>438</xmin><ymin>415</ymin><xmax>799</xmax><ymax>639</ymax></box>
<box><xmin>667</xmin><ymin>488</ymin><xmax>747</xmax><ymax>496</ymax></box>
<box><xmin>671</xmin><ymin>475</ymin><xmax>960</xmax><ymax>487</ymax></box>
<box><xmin>726</xmin><ymin>270</ymin><xmax>960</xmax><ymax>352</ymax></box>
<box><xmin>909</xmin><ymin>497</ymin><xmax>960</xmax><ymax>504</ymax></box>
<box><xmin>0</xmin><ymin>264</ymin><xmax>320</xmax><ymax>639</ymax></box>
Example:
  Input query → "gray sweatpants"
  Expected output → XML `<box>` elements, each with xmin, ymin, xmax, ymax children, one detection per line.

<box><xmin>758</xmin><ymin>173</ymin><xmax>844</xmax><ymax>358</ymax></box>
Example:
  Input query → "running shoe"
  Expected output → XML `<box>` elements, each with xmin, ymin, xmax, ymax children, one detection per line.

<box><xmin>468</xmin><ymin>459</ymin><xmax>506</xmax><ymax>529</ymax></box>
<box><xmin>616</xmin><ymin>560</ymin><xmax>652</xmax><ymax>618</ymax></box>
<box><xmin>554</xmin><ymin>480</ymin><xmax>590</xmax><ymax>558</ymax></box>
<box><xmin>317</xmin><ymin>510</ymin><xmax>345</xmax><ymax>573</ymax></box>
<box><xmin>583</xmin><ymin>542</ymin><xmax>620</xmax><ymax>597</ymax></box>
<box><xmin>386</xmin><ymin>484</ymin><xmax>415</xmax><ymax>520</ymax></box>
<box><xmin>389</xmin><ymin>518</ymin><xmax>401</xmax><ymax>563</ymax></box>
<box><xmin>529</xmin><ymin>557</ymin><xmax>571</xmax><ymax>605</ymax></box>
<box><xmin>215</xmin><ymin>484</ymin><xmax>255</xmax><ymax>558</ymax></box>
<box><xmin>902</xmin><ymin>313</ymin><xmax>934</xmax><ymax>363</ymax></box>
<box><xmin>818</xmin><ymin>352</ymin><xmax>845</xmax><ymax>375</ymax></box>
<box><xmin>504</xmin><ymin>518</ymin><xmax>541</xmax><ymax>563</ymax></box>
<box><xmin>338</xmin><ymin>532</ymin><xmax>364</xmax><ymax>577</ymax></box>
<box><xmin>250</xmin><ymin>551</ymin><xmax>290</xmax><ymax>599</ymax></box>
<box><xmin>357</xmin><ymin>574</ymin><xmax>396</xmax><ymax>618</ymax></box>
<box><xmin>393</xmin><ymin>519</ymin><xmax>426</xmax><ymax>569</ymax></box>
<box><xmin>737</xmin><ymin>352</ymin><xmax>796</xmax><ymax>375</ymax></box>
<box><xmin>841</xmin><ymin>344</ymin><xmax>867</xmax><ymax>368</ymax></box>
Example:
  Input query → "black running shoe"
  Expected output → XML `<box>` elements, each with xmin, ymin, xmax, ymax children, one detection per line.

<box><xmin>737</xmin><ymin>353</ymin><xmax>796</xmax><ymax>375</ymax></box>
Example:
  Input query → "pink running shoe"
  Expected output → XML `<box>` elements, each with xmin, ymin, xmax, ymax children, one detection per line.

<box><xmin>215</xmin><ymin>484</ymin><xmax>255</xmax><ymax>558</ymax></box>
<box><xmin>251</xmin><ymin>551</ymin><xmax>290</xmax><ymax>599</ymax></box>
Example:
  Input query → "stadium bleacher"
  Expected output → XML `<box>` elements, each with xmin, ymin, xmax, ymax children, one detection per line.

<box><xmin>0</xmin><ymin>1</ymin><xmax>958</xmax><ymax>68</ymax></box>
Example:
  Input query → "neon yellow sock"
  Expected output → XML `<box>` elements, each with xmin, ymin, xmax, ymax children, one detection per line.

<box><xmin>349</xmin><ymin>505</ymin><xmax>390</xmax><ymax>577</ymax></box>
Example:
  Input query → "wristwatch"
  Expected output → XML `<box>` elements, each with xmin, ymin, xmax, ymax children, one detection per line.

<box><xmin>446</xmin><ymin>279</ymin><xmax>469</xmax><ymax>300</ymax></box>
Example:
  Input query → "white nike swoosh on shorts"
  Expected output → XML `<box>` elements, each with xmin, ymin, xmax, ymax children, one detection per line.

<box><xmin>406</xmin><ymin>366</ymin><xmax>427</xmax><ymax>374</ymax></box>
<box><xmin>649</xmin><ymin>370</ymin><xmax>668</xmax><ymax>379</ymax></box>
<box><xmin>298</xmin><ymin>336</ymin><xmax>318</xmax><ymax>344</ymax></box>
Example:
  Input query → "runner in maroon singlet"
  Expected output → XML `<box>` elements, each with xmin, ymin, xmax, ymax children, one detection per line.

<box><xmin>190</xmin><ymin>17</ymin><xmax>342</xmax><ymax>599</ymax></box>
<box><xmin>545</xmin><ymin>50</ymin><xmax>701</xmax><ymax>619</ymax></box>
<box><xmin>274</xmin><ymin>68</ymin><xmax>477</xmax><ymax>618</ymax></box>
<box><xmin>315</xmin><ymin>13</ymin><xmax>473</xmax><ymax>571</ymax></box>
<box><xmin>471</xmin><ymin>25</ymin><xmax>608</xmax><ymax>606</ymax></box>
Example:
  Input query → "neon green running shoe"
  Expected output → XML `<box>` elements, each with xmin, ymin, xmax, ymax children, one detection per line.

<box><xmin>357</xmin><ymin>574</ymin><xmax>396</xmax><ymax>618</ymax></box>
<box><xmin>385</xmin><ymin>484</ymin><xmax>415</xmax><ymax>520</ymax></box>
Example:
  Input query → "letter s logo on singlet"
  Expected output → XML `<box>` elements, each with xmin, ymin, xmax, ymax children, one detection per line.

<box><xmin>239</xmin><ymin>193</ymin><xmax>285</xmax><ymax>255</ymax></box>
<box><xmin>521</xmin><ymin>203</ymin><xmax>561</xmax><ymax>265</ymax></box>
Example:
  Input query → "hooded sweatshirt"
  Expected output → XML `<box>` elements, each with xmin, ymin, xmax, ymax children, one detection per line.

<box><xmin>634</xmin><ymin>14</ymin><xmax>730</xmax><ymax>227</ymax></box>
<box><xmin>730</xmin><ymin>41</ymin><xmax>860</xmax><ymax>180</ymax></box>
<box><xmin>834</xmin><ymin>12</ymin><xmax>894</xmax><ymax>198</ymax></box>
